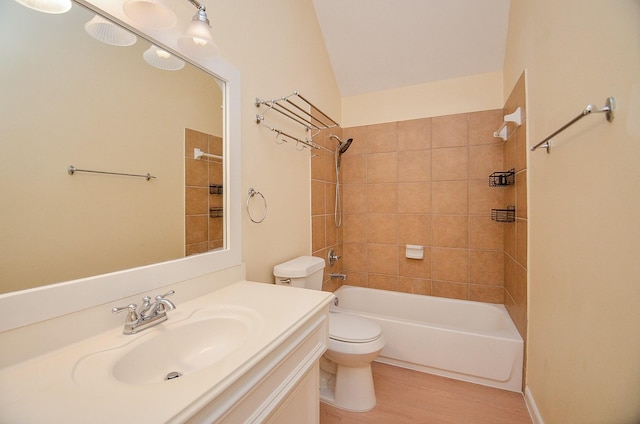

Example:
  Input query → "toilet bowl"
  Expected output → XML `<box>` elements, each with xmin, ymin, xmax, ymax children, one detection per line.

<box><xmin>273</xmin><ymin>256</ymin><xmax>385</xmax><ymax>412</ymax></box>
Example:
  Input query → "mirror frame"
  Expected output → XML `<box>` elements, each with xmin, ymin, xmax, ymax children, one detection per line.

<box><xmin>0</xmin><ymin>0</ymin><xmax>242</xmax><ymax>332</ymax></box>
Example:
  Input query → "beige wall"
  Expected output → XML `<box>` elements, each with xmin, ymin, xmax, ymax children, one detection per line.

<box><xmin>211</xmin><ymin>0</ymin><xmax>341</xmax><ymax>283</ymax></box>
<box><xmin>504</xmin><ymin>0</ymin><xmax>640</xmax><ymax>422</ymax></box>
<box><xmin>342</xmin><ymin>71</ymin><xmax>504</xmax><ymax>127</ymax></box>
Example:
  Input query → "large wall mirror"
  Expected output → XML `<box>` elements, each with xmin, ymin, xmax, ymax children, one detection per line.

<box><xmin>0</xmin><ymin>0</ymin><xmax>241</xmax><ymax>305</ymax></box>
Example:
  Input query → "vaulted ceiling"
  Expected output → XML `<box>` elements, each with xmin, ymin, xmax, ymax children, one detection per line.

<box><xmin>312</xmin><ymin>0</ymin><xmax>510</xmax><ymax>97</ymax></box>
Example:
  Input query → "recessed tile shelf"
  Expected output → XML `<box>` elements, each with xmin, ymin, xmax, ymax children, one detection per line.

<box><xmin>491</xmin><ymin>206</ymin><xmax>516</xmax><ymax>223</ymax></box>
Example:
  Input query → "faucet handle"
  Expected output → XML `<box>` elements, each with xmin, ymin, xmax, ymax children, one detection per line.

<box><xmin>157</xmin><ymin>290</ymin><xmax>175</xmax><ymax>299</ymax></box>
<box><xmin>112</xmin><ymin>303</ymin><xmax>139</xmax><ymax>322</ymax></box>
<box><xmin>155</xmin><ymin>290</ymin><xmax>176</xmax><ymax>312</ymax></box>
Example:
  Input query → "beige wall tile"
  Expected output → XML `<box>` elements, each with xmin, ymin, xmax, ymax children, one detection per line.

<box><xmin>326</xmin><ymin>183</ymin><xmax>337</xmax><ymax>217</ymax></box>
<box><xmin>312</xmin><ymin>215</ymin><xmax>326</xmax><ymax>253</ymax></box>
<box><xmin>469</xmin><ymin>216</ymin><xmax>504</xmax><ymax>250</ymax></box>
<box><xmin>398</xmin><ymin>182</ymin><xmax>432</xmax><ymax>214</ymax></box>
<box><xmin>504</xmin><ymin>220</ymin><xmax>516</xmax><ymax>258</ymax></box>
<box><xmin>470</xmin><ymin>250</ymin><xmax>504</xmax><ymax>285</ymax></box>
<box><xmin>344</xmin><ymin>271</ymin><xmax>367</xmax><ymax>287</ymax></box>
<box><xmin>469</xmin><ymin>181</ymin><xmax>504</xmax><ymax>216</ymax></box>
<box><xmin>398</xmin><ymin>247</ymin><xmax>431</xmax><ymax>279</ymax></box>
<box><xmin>368</xmin><ymin>273</ymin><xmax>399</xmax><ymax>291</ymax></box>
<box><xmin>367</xmin><ymin>243</ymin><xmax>398</xmax><ymax>275</ymax></box>
<box><xmin>208</xmin><ymin>161</ymin><xmax>223</xmax><ymax>185</ymax></box>
<box><xmin>311</xmin><ymin>148</ymin><xmax>325</xmax><ymax>181</ymax></box>
<box><xmin>398</xmin><ymin>117</ymin><xmax>431</xmax><ymax>150</ymax></box>
<box><xmin>398</xmin><ymin>214</ymin><xmax>431</xmax><ymax>246</ymax></box>
<box><xmin>342</xmin><ymin>183</ymin><xmax>368</xmax><ymax>213</ymax></box>
<box><xmin>368</xmin><ymin>183</ymin><xmax>398</xmax><ymax>213</ymax></box>
<box><xmin>185</xmin><ymin>158</ymin><xmax>208</xmax><ymax>187</ymax></box>
<box><xmin>209</xmin><ymin>217</ymin><xmax>223</xmax><ymax>241</ymax></box>
<box><xmin>470</xmin><ymin>285</ymin><xmax>504</xmax><ymax>303</ymax></box>
<box><xmin>368</xmin><ymin>214</ymin><xmax>398</xmax><ymax>244</ymax></box>
<box><xmin>341</xmin><ymin>154</ymin><xmax>366</xmax><ymax>183</ymax></box>
<box><xmin>326</xmin><ymin>219</ymin><xmax>338</xmax><ymax>247</ymax></box>
<box><xmin>516</xmin><ymin>219</ymin><xmax>527</xmax><ymax>267</ymax></box>
<box><xmin>515</xmin><ymin>121</ymin><xmax>527</xmax><ymax>172</ymax></box>
<box><xmin>185</xmin><ymin>187</ymin><xmax>208</xmax><ymax>215</ymax></box>
<box><xmin>185</xmin><ymin>215</ymin><xmax>208</xmax><ymax>244</ymax></box>
<box><xmin>432</xmin><ymin>280</ymin><xmax>468</xmax><ymax>300</ymax></box>
<box><xmin>516</xmin><ymin>171</ymin><xmax>527</xmax><ymax>219</ymax></box>
<box><xmin>398</xmin><ymin>277</ymin><xmax>432</xmax><ymax>295</ymax></box>
<box><xmin>468</xmin><ymin>109</ymin><xmax>503</xmax><ymax>145</ymax></box>
<box><xmin>469</xmin><ymin>144</ymin><xmax>504</xmax><ymax>180</ymax></box>
<box><xmin>367</xmin><ymin>122</ymin><xmax>398</xmax><ymax>153</ymax></box>
<box><xmin>432</xmin><ymin>147</ymin><xmax>468</xmax><ymax>181</ymax></box>
<box><xmin>342</xmin><ymin>126</ymin><xmax>367</xmax><ymax>155</ymax></box>
<box><xmin>432</xmin><ymin>215</ymin><xmax>469</xmax><ymax>248</ymax></box>
<box><xmin>344</xmin><ymin>243</ymin><xmax>367</xmax><ymax>272</ymax></box>
<box><xmin>431</xmin><ymin>248</ymin><xmax>469</xmax><ymax>282</ymax></box>
<box><xmin>432</xmin><ymin>113</ymin><xmax>468</xmax><ymax>148</ymax></box>
<box><xmin>432</xmin><ymin>181</ymin><xmax>468</xmax><ymax>214</ymax></box>
<box><xmin>367</xmin><ymin>152</ymin><xmax>398</xmax><ymax>183</ymax></box>
<box><xmin>343</xmin><ymin>213</ymin><xmax>368</xmax><ymax>243</ymax></box>
<box><xmin>311</xmin><ymin>180</ymin><xmax>326</xmax><ymax>215</ymax></box>
<box><xmin>398</xmin><ymin>150</ymin><xmax>431</xmax><ymax>182</ymax></box>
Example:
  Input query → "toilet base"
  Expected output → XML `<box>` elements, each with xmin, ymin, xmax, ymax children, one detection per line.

<box><xmin>319</xmin><ymin>363</ymin><xmax>377</xmax><ymax>412</ymax></box>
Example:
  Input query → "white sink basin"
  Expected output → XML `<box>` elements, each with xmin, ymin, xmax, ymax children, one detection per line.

<box><xmin>73</xmin><ymin>305</ymin><xmax>263</xmax><ymax>386</ymax></box>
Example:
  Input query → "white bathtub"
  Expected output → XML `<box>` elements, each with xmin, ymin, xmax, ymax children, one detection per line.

<box><xmin>331</xmin><ymin>285</ymin><xmax>524</xmax><ymax>392</ymax></box>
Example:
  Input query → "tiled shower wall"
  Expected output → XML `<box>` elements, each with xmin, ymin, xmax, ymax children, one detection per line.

<box><xmin>185</xmin><ymin>128</ymin><xmax>224</xmax><ymax>256</ymax></box>
<box><xmin>503</xmin><ymin>73</ymin><xmax>528</xmax><ymax>342</ymax></box>
<box><xmin>335</xmin><ymin>109</ymin><xmax>509</xmax><ymax>303</ymax></box>
<box><xmin>311</xmin><ymin>125</ymin><xmax>345</xmax><ymax>292</ymax></box>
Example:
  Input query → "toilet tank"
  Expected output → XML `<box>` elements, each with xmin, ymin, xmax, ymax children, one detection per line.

<box><xmin>273</xmin><ymin>256</ymin><xmax>325</xmax><ymax>291</ymax></box>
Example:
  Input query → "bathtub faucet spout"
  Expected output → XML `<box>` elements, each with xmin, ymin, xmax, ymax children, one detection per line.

<box><xmin>330</xmin><ymin>273</ymin><xmax>347</xmax><ymax>280</ymax></box>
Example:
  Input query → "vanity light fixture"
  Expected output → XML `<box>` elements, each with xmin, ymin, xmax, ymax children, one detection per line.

<box><xmin>85</xmin><ymin>15</ymin><xmax>138</xmax><ymax>47</ymax></box>
<box><xmin>123</xmin><ymin>0</ymin><xmax>177</xmax><ymax>30</ymax></box>
<box><xmin>143</xmin><ymin>45</ymin><xmax>186</xmax><ymax>71</ymax></box>
<box><xmin>14</xmin><ymin>0</ymin><xmax>71</xmax><ymax>14</ymax></box>
<box><xmin>177</xmin><ymin>0</ymin><xmax>218</xmax><ymax>58</ymax></box>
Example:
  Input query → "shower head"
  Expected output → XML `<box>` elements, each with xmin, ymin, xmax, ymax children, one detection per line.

<box><xmin>338</xmin><ymin>138</ymin><xmax>353</xmax><ymax>154</ymax></box>
<box><xmin>329</xmin><ymin>134</ymin><xmax>354</xmax><ymax>155</ymax></box>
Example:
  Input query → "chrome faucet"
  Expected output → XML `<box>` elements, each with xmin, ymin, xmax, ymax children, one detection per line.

<box><xmin>112</xmin><ymin>290</ymin><xmax>176</xmax><ymax>335</ymax></box>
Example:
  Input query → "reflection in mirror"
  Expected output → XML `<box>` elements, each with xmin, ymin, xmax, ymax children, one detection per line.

<box><xmin>0</xmin><ymin>1</ymin><xmax>224</xmax><ymax>294</ymax></box>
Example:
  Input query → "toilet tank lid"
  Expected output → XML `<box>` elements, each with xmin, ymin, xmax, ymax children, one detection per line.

<box><xmin>273</xmin><ymin>256</ymin><xmax>325</xmax><ymax>278</ymax></box>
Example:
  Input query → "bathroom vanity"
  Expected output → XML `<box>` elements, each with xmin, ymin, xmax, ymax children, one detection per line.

<box><xmin>0</xmin><ymin>281</ymin><xmax>333</xmax><ymax>423</ymax></box>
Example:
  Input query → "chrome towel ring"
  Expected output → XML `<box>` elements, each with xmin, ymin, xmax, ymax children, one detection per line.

<box><xmin>246</xmin><ymin>188</ymin><xmax>267</xmax><ymax>223</ymax></box>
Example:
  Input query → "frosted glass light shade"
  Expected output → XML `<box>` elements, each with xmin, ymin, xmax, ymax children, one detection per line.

<box><xmin>123</xmin><ymin>0</ymin><xmax>176</xmax><ymax>29</ymax></box>
<box><xmin>177</xmin><ymin>20</ymin><xmax>218</xmax><ymax>58</ymax></box>
<box><xmin>143</xmin><ymin>45</ymin><xmax>185</xmax><ymax>71</ymax></box>
<box><xmin>15</xmin><ymin>0</ymin><xmax>72</xmax><ymax>14</ymax></box>
<box><xmin>85</xmin><ymin>15</ymin><xmax>137</xmax><ymax>47</ymax></box>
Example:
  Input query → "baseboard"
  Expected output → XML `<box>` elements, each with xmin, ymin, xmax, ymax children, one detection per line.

<box><xmin>524</xmin><ymin>386</ymin><xmax>544</xmax><ymax>424</ymax></box>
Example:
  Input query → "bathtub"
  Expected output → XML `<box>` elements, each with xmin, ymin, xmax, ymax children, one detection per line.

<box><xmin>331</xmin><ymin>285</ymin><xmax>524</xmax><ymax>392</ymax></box>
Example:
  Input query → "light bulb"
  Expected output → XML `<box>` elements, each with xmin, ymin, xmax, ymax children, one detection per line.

<box><xmin>15</xmin><ymin>0</ymin><xmax>71</xmax><ymax>14</ymax></box>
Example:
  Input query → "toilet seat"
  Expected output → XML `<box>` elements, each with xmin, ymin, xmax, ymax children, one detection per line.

<box><xmin>328</xmin><ymin>312</ymin><xmax>382</xmax><ymax>343</ymax></box>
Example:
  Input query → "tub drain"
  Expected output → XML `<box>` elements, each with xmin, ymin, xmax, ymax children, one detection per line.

<box><xmin>165</xmin><ymin>371</ymin><xmax>183</xmax><ymax>381</ymax></box>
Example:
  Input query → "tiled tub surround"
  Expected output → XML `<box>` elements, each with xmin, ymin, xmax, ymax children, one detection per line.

<box><xmin>311</xmin><ymin>125</ymin><xmax>345</xmax><ymax>292</ymax></box>
<box><xmin>502</xmin><ymin>74</ymin><xmax>528</xmax><ymax>387</ymax></box>
<box><xmin>335</xmin><ymin>110</ymin><xmax>507</xmax><ymax>303</ymax></box>
<box><xmin>185</xmin><ymin>128</ymin><xmax>224</xmax><ymax>256</ymax></box>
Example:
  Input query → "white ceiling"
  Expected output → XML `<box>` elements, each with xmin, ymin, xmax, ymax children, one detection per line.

<box><xmin>312</xmin><ymin>0</ymin><xmax>510</xmax><ymax>97</ymax></box>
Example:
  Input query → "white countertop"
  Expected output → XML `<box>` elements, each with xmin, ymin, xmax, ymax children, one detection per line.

<box><xmin>0</xmin><ymin>281</ymin><xmax>333</xmax><ymax>423</ymax></box>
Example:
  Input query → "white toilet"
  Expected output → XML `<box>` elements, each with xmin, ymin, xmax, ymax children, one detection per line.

<box><xmin>273</xmin><ymin>256</ymin><xmax>385</xmax><ymax>412</ymax></box>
